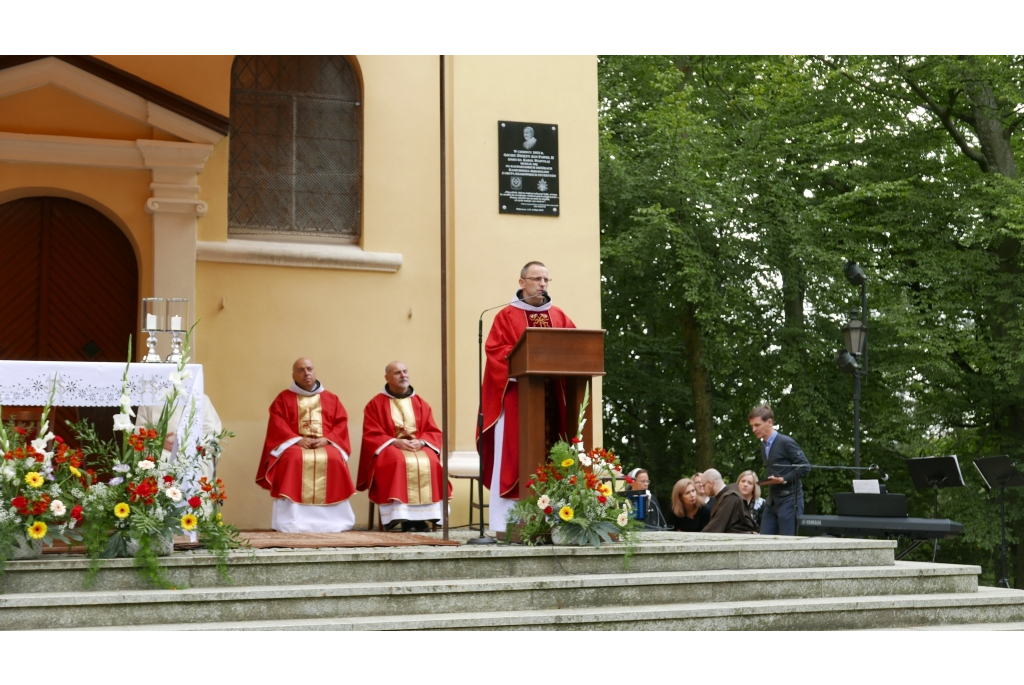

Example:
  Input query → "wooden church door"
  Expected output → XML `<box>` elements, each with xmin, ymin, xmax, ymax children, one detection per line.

<box><xmin>0</xmin><ymin>197</ymin><xmax>139</xmax><ymax>443</ymax></box>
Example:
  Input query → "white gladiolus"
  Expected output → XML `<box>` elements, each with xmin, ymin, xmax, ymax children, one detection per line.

<box><xmin>50</xmin><ymin>500</ymin><xmax>66</xmax><ymax>516</ymax></box>
<box><xmin>112</xmin><ymin>413</ymin><xmax>134</xmax><ymax>432</ymax></box>
<box><xmin>537</xmin><ymin>495</ymin><xmax>550</xmax><ymax>509</ymax></box>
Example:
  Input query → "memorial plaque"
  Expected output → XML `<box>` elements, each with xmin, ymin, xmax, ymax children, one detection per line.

<box><xmin>498</xmin><ymin>121</ymin><xmax>559</xmax><ymax>216</ymax></box>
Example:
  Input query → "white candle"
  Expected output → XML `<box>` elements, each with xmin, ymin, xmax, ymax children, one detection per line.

<box><xmin>146</xmin><ymin>313</ymin><xmax>157</xmax><ymax>330</ymax></box>
<box><xmin>170</xmin><ymin>315</ymin><xmax>182</xmax><ymax>331</ymax></box>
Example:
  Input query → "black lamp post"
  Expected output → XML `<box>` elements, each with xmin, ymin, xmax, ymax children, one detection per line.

<box><xmin>836</xmin><ymin>261</ymin><xmax>868</xmax><ymax>469</ymax></box>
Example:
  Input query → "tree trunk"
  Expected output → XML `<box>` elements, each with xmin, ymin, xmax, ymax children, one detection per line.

<box><xmin>963</xmin><ymin>79</ymin><xmax>1018</xmax><ymax>179</ymax></box>
<box><xmin>680</xmin><ymin>302</ymin><xmax>714</xmax><ymax>471</ymax></box>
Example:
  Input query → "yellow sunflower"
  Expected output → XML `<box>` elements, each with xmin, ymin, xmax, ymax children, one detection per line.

<box><xmin>114</xmin><ymin>502</ymin><xmax>131</xmax><ymax>519</ymax></box>
<box><xmin>27</xmin><ymin>521</ymin><xmax>47</xmax><ymax>540</ymax></box>
<box><xmin>24</xmin><ymin>472</ymin><xmax>44</xmax><ymax>488</ymax></box>
<box><xmin>180</xmin><ymin>514</ymin><xmax>198</xmax><ymax>531</ymax></box>
<box><xmin>69</xmin><ymin>466</ymin><xmax>82</xmax><ymax>477</ymax></box>
<box><xmin>560</xmin><ymin>458</ymin><xmax>575</xmax><ymax>468</ymax></box>
<box><xmin>558</xmin><ymin>506</ymin><xmax>574</xmax><ymax>522</ymax></box>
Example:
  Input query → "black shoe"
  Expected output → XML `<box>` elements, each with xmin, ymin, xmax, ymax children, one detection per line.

<box><xmin>386</xmin><ymin>519</ymin><xmax>404</xmax><ymax>532</ymax></box>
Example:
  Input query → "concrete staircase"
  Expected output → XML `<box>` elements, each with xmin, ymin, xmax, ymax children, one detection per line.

<box><xmin>3</xmin><ymin>532</ymin><xmax>1023</xmax><ymax>630</ymax></box>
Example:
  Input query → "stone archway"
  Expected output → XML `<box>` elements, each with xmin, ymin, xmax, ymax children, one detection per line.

<box><xmin>0</xmin><ymin>196</ymin><xmax>138</xmax><ymax>364</ymax></box>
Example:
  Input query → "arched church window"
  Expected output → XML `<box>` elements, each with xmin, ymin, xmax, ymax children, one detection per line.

<box><xmin>229</xmin><ymin>56</ymin><xmax>361</xmax><ymax>241</ymax></box>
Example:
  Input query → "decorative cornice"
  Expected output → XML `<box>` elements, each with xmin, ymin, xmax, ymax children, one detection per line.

<box><xmin>0</xmin><ymin>132</ymin><xmax>142</xmax><ymax>168</ymax></box>
<box><xmin>136</xmin><ymin>139</ymin><xmax>213</xmax><ymax>171</ymax></box>
<box><xmin>0</xmin><ymin>132</ymin><xmax>213</xmax><ymax>172</ymax></box>
<box><xmin>196</xmin><ymin>239</ymin><xmax>403</xmax><ymax>273</ymax></box>
<box><xmin>0</xmin><ymin>57</ymin><xmax>226</xmax><ymax>143</ymax></box>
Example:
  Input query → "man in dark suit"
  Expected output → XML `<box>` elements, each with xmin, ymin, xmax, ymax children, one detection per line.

<box><xmin>749</xmin><ymin>404</ymin><xmax>811</xmax><ymax>536</ymax></box>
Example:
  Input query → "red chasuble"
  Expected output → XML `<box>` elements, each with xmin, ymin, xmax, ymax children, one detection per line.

<box><xmin>356</xmin><ymin>392</ymin><xmax>450</xmax><ymax>505</ymax></box>
<box><xmin>255</xmin><ymin>389</ymin><xmax>356</xmax><ymax>505</ymax></box>
<box><xmin>478</xmin><ymin>303</ymin><xmax>575</xmax><ymax>498</ymax></box>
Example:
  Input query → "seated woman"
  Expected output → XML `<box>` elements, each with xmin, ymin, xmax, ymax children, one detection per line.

<box><xmin>664</xmin><ymin>478</ymin><xmax>711</xmax><ymax>532</ymax></box>
<box><xmin>740</xmin><ymin>469</ymin><xmax>766</xmax><ymax>528</ymax></box>
<box><xmin>626</xmin><ymin>468</ymin><xmax>668</xmax><ymax>530</ymax></box>
<box><xmin>703</xmin><ymin>471</ymin><xmax>759</xmax><ymax>534</ymax></box>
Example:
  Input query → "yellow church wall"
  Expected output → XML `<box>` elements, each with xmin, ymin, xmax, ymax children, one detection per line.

<box><xmin>0</xmin><ymin>85</ymin><xmax>163</xmax><ymax>141</ymax></box>
<box><xmin>194</xmin><ymin>55</ymin><xmax>447</xmax><ymax>530</ymax></box>
<box><xmin>448</xmin><ymin>55</ymin><xmax>604</xmax><ymax>458</ymax></box>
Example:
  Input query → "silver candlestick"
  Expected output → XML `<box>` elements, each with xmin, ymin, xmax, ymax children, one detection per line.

<box><xmin>141</xmin><ymin>298</ymin><xmax>165</xmax><ymax>363</ymax></box>
<box><xmin>166</xmin><ymin>298</ymin><xmax>188</xmax><ymax>364</ymax></box>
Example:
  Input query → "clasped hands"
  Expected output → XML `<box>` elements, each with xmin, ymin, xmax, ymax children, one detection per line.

<box><xmin>395</xmin><ymin>438</ymin><xmax>424</xmax><ymax>451</ymax></box>
<box><xmin>298</xmin><ymin>437</ymin><xmax>330</xmax><ymax>449</ymax></box>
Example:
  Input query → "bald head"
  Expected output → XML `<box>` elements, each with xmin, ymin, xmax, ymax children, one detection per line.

<box><xmin>292</xmin><ymin>358</ymin><xmax>317</xmax><ymax>392</ymax></box>
<box><xmin>385</xmin><ymin>360</ymin><xmax>410</xmax><ymax>396</ymax></box>
<box><xmin>702</xmin><ymin>469</ymin><xmax>725</xmax><ymax>497</ymax></box>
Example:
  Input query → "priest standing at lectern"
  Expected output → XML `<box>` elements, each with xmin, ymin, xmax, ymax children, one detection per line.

<box><xmin>255</xmin><ymin>358</ymin><xmax>356</xmax><ymax>533</ymax></box>
<box><xmin>357</xmin><ymin>361</ymin><xmax>449</xmax><ymax>531</ymax></box>
<box><xmin>479</xmin><ymin>261</ymin><xmax>575</xmax><ymax>532</ymax></box>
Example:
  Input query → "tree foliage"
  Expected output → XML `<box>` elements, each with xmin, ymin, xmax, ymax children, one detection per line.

<box><xmin>599</xmin><ymin>55</ymin><xmax>1024</xmax><ymax>585</ymax></box>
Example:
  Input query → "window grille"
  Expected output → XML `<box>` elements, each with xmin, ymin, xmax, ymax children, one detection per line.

<box><xmin>229</xmin><ymin>56</ymin><xmax>361</xmax><ymax>240</ymax></box>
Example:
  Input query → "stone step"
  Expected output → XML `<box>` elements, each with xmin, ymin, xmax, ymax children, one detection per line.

<box><xmin>1</xmin><ymin>534</ymin><xmax>896</xmax><ymax>595</ymax></box>
<box><xmin>87</xmin><ymin>586</ymin><xmax>1024</xmax><ymax>631</ymax></box>
<box><xmin>4</xmin><ymin>561</ymin><xmax>974</xmax><ymax>630</ymax></box>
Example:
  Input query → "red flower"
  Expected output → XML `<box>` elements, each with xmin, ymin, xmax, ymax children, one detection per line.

<box><xmin>188</xmin><ymin>496</ymin><xmax>202</xmax><ymax>509</ymax></box>
<box><xmin>54</xmin><ymin>436</ymin><xmax>64</xmax><ymax>444</ymax></box>
<box><xmin>70</xmin><ymin>504</ymin><xmax>83</xmax><ymax>521</ymax></box>
<box><xmin>525</xmin><ymin>479</ymin><xmax>534</xmax><ymax>488</ymax></box>
<box><xmin>544</xmin><ymin>506</ymin><xmax>553</xmax><ymax>515</ymax></box>
<box><xmin>624</xmin><ymin>476</ymin><xmax>634</xmax><ymax>484</ymax></box>
<box><xmin>597</xmin><ymin>495</ymin><xmax>607</xmax><ymax>504</ymax></box>
<box><xmin>15</xmin><ymin>427</ymin><xmax>25</xmax><ymax>436</ymax></box>
<box><xmin>569</xmin><ymin>476</ymin><xmax>576</xmax><ymax>485</ymax></box>
<box><xmin>571</xmin><ymin>437</ymin><xmax>581</xmax><ymax>444</ymax></box>
<box><xmin>11</xmin><ymin>496</ymin><xmax>28</xmax><ymax>513</ymax></box>
<box><xmin>553</xmin><ymin>473</ymin><xmax>563</xmax><ymax>481</ymax></box>
<box><xmin>147</xmin><ymin>429</ymin><xmax>158</xmax><ymax>440</ymax></box>
<box><xmin>127</xmin><ymin>478</ymin><xmax>159</xmax><ymax>505</ymax></box>
<box><xmin>163</xmin><ymin>475</ymin><xmax>174</xmax><ymax>484</ymax></box>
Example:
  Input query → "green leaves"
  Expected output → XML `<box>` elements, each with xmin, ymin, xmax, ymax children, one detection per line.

<box><xmin>600</xmin><ymin>55</ymin><xmax>1024</xmax><ymax>583</ymax></box>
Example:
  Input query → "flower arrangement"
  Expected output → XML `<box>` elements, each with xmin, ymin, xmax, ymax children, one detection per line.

<box><xmin>0</xmin><ymin>383</ymin><xmax>86</xmax><ymax>567</ymax></box>
<box><xmin>508</xmin><ymin>384</ymin><xmax>640</xmax><ymax>547</ymax></box>
<box><xmin>1</xmin><ymin>328</ymin><xmax>241</xmax><ymax>587</ymax></box>
<box><xmin>72</xmin><ymin>331</ymin><xmax>241</xmax><ymax>587</ymax></box>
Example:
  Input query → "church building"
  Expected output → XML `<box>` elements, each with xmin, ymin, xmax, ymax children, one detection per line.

<box><xmin>0</xmin><ymin>55</ymin><xmax>602</xmax><ymax>529</ymax></box>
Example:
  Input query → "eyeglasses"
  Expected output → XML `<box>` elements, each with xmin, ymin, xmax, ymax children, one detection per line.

<box><xmin>523</xmin><ymin>277</ymin><xmax>552</xmax><ymax>283</ymax></box>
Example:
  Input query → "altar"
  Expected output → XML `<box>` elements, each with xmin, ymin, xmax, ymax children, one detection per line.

<box><xmin>0</xmin><ymin>360</ymin><xmax>205</xmax><ymax>460</ymax></box>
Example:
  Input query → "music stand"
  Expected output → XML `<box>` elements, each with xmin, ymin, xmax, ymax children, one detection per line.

<box><xmin>974</xmin><ymin>456</ymin><xmax>1024</xmax><ymax>589</ymax></box>
<box><xmin>906</xmin><ymin>456</ymin><xmax>964</xmax><ymax>561</ymax></box>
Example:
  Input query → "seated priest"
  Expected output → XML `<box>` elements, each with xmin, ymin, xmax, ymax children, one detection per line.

<box><xmin>357</xmin><ymin>361</ymin><xmax>450</xmax><ymax>532</ymax></box>
<box><xmin>255</xmin><ymin>358</ymin><xmax>356</xmax><ymax>533</ymax></box>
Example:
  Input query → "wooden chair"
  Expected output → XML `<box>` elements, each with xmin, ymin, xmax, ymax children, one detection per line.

<box><xmin>1</xmin><ymin>406</ymin><xmax>80</xmax><ymax>446</ymax></box>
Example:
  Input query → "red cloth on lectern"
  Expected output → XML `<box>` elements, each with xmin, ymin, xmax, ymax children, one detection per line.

<box><xmin>356</xmin><ymin>393</ymin><xmax>450</xmax><ymax>505</ymax></box>
<box><xmin>255</xmin><ymin>389</ymin><xmax>355</xmax><ymax>504</ymax></box>
<box><xmin>478</xmin><ymin>304</ymin><xmax>575</xmax><ymax>498</ymax></box>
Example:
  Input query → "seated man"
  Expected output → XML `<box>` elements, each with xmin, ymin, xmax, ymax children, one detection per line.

<box><xmin>255</xmin><ymin>358</ymin><xmax>356</xmax><ymax>533</ymax></box>
<box><xmin>703</xmin><ymin>471</ymin><xmax>759</xmax><ymax>535</ymax></box>
<box><xmin>357</xmin><ymin>361</ymin><xmax>449</xmax><ymax>532</ymax></box>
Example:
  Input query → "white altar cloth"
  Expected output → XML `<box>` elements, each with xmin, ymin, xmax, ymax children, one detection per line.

<box><xmin>0</xmin><ymin>361</ymin><xmax>205</xmax><ymax>488</ymax></box>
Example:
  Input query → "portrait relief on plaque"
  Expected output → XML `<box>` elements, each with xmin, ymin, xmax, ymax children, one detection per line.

<box><xmin>498</xmin><ymin>121</ymin><xmax>559</xmax><ymax>216</ymax></box>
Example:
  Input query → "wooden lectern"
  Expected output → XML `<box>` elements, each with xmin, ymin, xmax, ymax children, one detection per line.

<box><xmin>507</xmin><ymin>328</ymin><xmax>606</xmax><ymax>499</ymax></box>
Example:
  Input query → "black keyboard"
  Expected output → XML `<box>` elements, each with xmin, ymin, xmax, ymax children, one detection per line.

<box><xmin>798</xmin><ymin>514</ymin><xmax>963</xmax><ymax>540</ymax></box>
